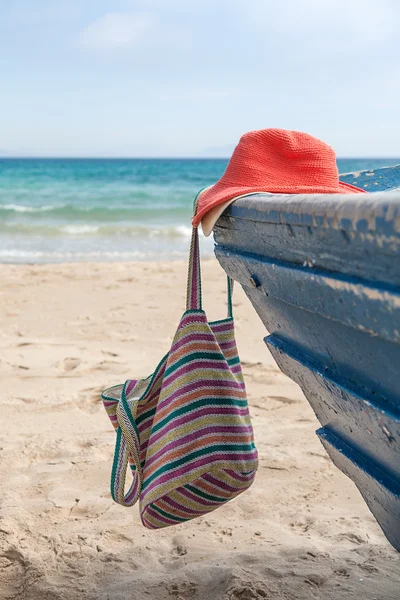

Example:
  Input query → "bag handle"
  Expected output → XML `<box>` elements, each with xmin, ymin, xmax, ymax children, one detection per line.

<box><xmin>110</xmin><ymin>384</ymin><xmax>143</xmax><ymax>507</ymax></box>
<box><xmin>186</xmin><ymin>196</ymin><xmax>234</xmax><ymax>317</ymax></box>
<box><xmin>111</xmin><ymin>428</ymin><xmax>141</xmax><ymax>507</ymax></box>
<box><xmin>186</xmin><ymin>225</ymin><xmax>203</xmax><ymax>311</ymax></box>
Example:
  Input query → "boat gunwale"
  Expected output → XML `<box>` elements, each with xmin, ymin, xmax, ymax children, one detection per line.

<box><xmin>217</xmin><ymin>192</ymin><xmax>400</xmax><ymax>236</ymax></box>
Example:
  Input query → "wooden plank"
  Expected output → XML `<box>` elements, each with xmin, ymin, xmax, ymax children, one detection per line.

<box><xmin>267</xmin><ymin>334</ymin><xmax>400</xmax><ymax>479</ymax></box>
<box><xmin>216</xmin><ymin>247</ymin><xmax>400</xmax><ymax>344</ymax></box>
<box><xmin>318</xmin><ymin>428</ymin><xmax>400</xmax><ymax>552</ymax></box>
<box><xmin>214</xmin><ymin>192</ymin><xmax>400</xmax><ymax>286</ymax></box>
<box><xmin>216</xmin><ymin>248</ymin><xmax>400</xmax><ymax>409</ymax></box>
<box><xmin>268</xmin><ymin>333</ymin><xmax>400</xmax><ymax>551</ymax></box>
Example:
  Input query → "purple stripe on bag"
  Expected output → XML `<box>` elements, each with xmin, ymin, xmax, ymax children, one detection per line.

<box><xmin>218</xmin><ymin>340</ymin><xmax>237</xmax><ymax>350</ymax></box>
<box><xmin>125</xmin><ymin>380</ymin><xmax>138</xmax><ymax>395</ymax></box>
<box><xmin>143</xmin><ymin>506</ymin><xmax>174</xmax><ymax>527</ymax></box>
<box><xmin>146</xmin><ymin>406</ymin><xmax>251</xmax><ymax>440</ymax></box>
<box><xmin>143</xmin><ymin>451</ymin><xmax>258</xmax><ymax>497</ymax></box>
<box><xmin>178</xmin><ymin>486</ymin><xmax>219</xmax><ymax>506</ymax></box>
<box><xmin>156</xmin><ymin>378</ymin><xmax>245</xmax><ymax>413</ymax></box>
<box><xmin>210</xmin><ymin>322</ymin><xmax>234</xmax><ymax>332</ymax></box>
<box><xmin>170</xmin><ymin>332</ymin><xmax>216</xmax><ymax>354</ymax></box>
<box><xmin>125</xmin><ymin>478</ymin><xmax>140</xmax><ymax>504</ymax></box>
<box><xmin>202</xmin><ymin>472</ymin><xmax>244</xmax><ymax>494</ymax></box>
<box><xmin>180</xmin><ymin>313</ymin><xmax>207</xmax><ymax>328</ymax></box>
<box><xmin>162</xmin><ymin>358</ymin><xmax>233</xmax><ymax>388</ymax></box>
<box><xmin>161</xmin><ymin>493</ymin><xmax>207</xmax><ymax>515</ymax></box>
<box><xmin>224</xmin><ymin>469</ymin><xmax>257</xmax><ymax>482</ymax></box>
<box><xmin>144</xmin><ymin>424</ymin><xmax>254</xmax><ymax>469</ymax></box>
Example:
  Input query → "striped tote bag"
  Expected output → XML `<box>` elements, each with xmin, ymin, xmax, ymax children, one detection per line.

<box><xmin>102</xmin><ymin>225</ymin><xmax>258</xmax><ymax>529</ymax></box>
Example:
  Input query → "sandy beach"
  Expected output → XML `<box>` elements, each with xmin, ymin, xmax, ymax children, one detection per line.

<box><xmin>0</xmin><ymin>258</ymin><xmax>399</xmax><ymax>600</ymax></box>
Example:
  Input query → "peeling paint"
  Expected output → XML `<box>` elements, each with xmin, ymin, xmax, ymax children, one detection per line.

<box><xmin>381</xmin><ymin>423</ymin><xmax>395</xmax><ymax>443</ymax></box>
<box><xmin>228</xmin><ymin>192</ymin><xmax>400</xmax><ymax>235</ymax></box>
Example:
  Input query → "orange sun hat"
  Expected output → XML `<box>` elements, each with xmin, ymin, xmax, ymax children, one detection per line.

<box><xmin>193</xmin><ymin>128</ymin><xmax>366</xmax><ymax>236</ymax></box>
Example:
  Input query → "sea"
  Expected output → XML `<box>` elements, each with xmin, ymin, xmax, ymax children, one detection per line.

<box><xmin>0</xmin><ymin>157</ymin><xmax>399</xmax><ymax>264</ymax></box>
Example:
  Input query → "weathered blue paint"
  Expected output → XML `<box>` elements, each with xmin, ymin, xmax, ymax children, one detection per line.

<box><xmin>268</xmin><ymin>336</ymin><xmax>400</xmax><ymax>477</ymax></box>
<box><xmin>270</xmin><ymin>335</ymin><xmax>400</xmax><ymax>549</ymax></box>
<box><xmin>215</xmin><ymin>192</ymin><xmax>400</xmax><ymax>285</ymax></box>
<box><xmin>216</xmin><ymin>247</ymin><xmax>400</xmax><ymax>345</ymax></box>
<box><xmin>213</xmin><ymin>168</ymin><xmax>400</xmax><ymax>551</ymax></box>
<box><xmin>318</xmin><ymin>429</ymin><xmax>400</xmax><ymax>553</ymax></box>
<box><xmin>339</xmin><ymin>164</ymin><xmax>400</xmax><ymax>192</ymax></box>
<box><xmin>217</xmin><ymin>247</ymin><xmax>400</xmax><ymax>428</ymax></box>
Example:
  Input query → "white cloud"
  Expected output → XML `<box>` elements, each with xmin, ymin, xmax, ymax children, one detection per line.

<box><xmin>78</xmin><ymin>12</ymin><xmax>156</xmax><ymax>50</ymax></box>
<box><xmin>245</xmin><ymin>0</ymin><xmax>399</xmax><ymax>43</ymax></box>
<box><xmin>78</xmin><ymin>10</ymin><xmax>191</xmax><ymax>52</ymax></box>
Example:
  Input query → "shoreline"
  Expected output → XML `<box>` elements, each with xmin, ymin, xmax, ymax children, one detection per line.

<box><xmin>0</xmin><ymin>257</ymin><xmax>215</xmax><ymax>267</ymax></box>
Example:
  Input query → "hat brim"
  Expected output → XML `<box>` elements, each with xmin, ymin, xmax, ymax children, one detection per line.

<box><xmin>199</xmin><ymin>181</ymin><xmax>366</xmax><ymax>237</ymax></box>
<box><xmin>201</xmin><ymin>195</ymin><xmax>252</xmax><ymax>237</ymax></box>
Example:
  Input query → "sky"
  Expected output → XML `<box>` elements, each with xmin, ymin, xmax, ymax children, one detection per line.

<box><xmin>1</xmin><ymin>0</ymin><xmax>400</xmax><ymax>157</ymax></box>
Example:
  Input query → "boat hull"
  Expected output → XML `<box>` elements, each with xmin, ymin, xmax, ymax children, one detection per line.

<box><xmin>214</xmin><ymin>186</ymin><xmax>400</xmax><ymax>551</ymax></box>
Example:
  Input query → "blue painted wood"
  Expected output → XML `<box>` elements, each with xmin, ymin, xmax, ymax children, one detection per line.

<box><xmin>215</xmin><ymin>192</ymin><xmax>400</xmax><ymax>286</ymax></box>
<box><xmin>266</xmin><ymin>336</ymin><xmax>400</xmax><ymax>480</ymax></box>
<box><xmin>216</xmin><ymin>247</ymin><xmax>400</xmax><ymax>345</ymax></box>
<box><xmin>318</xmin><ymin>429</ymin><xmax>400</xmax><ymax>552</ymax></box>
<box><xmin>217</xmin><ymin>248</ymin><xmax>400</xmax><ymax>427</ymax></box>
<box><xmin>213</xmin><ymin>170</ymin><xmax>400</xmax><ymax>551</ymax></box>
<box><xmin>339</xmin><ymin>164</ymin><xmax>400</xmax><ymax>192</ymax></box>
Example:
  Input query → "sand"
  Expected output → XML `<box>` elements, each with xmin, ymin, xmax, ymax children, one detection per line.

<box><xmin>0</xmin><ymin>258</ymin><xmax>399</xmax><ymax>600</ymax></box>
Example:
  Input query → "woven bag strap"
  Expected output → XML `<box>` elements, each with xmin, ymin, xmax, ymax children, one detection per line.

<box><xmin>186</xmin><ymin>195</ymin><xmax>233</xmax><ymax>317</ymax></box>
<box><xmin>111</xmin><ymin>387</ymin><xmax>143</xmax><ymax>506</ymax></box>
<box><xmin>186</xmin><ymin>225</ymin><xmax>203</xmax><ymax>310</ymax></box>
<box><xmin>111</xmin><ymin>428</ymin><xmax>141</xmax><ymax>507</ymax></box>
<box><xmin>227</xmin><ymin>274</ymin><xmax>234</xmax><ymax>319</ymax></box>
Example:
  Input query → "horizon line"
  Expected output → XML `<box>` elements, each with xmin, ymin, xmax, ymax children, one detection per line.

<box><xmin>1</xmin><ymin>155</ymin><xmax>400</xmax><ymax>161</ymax></box>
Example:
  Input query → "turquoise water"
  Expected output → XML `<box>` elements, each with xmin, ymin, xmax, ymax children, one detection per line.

<box><xmin>0</xmin><ymin>157</ymin><xmax>399</xmax><ymax>263</ymax></box>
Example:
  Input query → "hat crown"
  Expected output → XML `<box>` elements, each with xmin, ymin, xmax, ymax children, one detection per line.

<box><xmin>192</xmin><ymin>128</ymin><xmax>366</xmax><ymax>232</ymax></box>
<box><xmin>223</xmin><ymin>129</ymin><xmax>339</xmax><ymax>190</ymax></box>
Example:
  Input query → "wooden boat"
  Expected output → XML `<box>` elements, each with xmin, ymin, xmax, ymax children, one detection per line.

<box><xmin>213</xmin><ymin>164</ymin><xmax>400</xmax><ymax>551</ymax></box>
